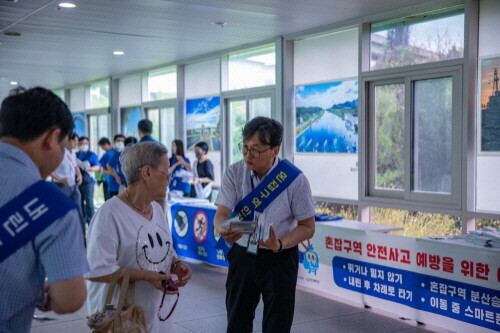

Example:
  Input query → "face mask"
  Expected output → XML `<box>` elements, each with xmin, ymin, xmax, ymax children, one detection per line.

<box><xmin>115</xmin><ymin>141</ymin><xmax>125</xmax><ymax>150</ymax></box>
<box><xmin>79</xmin><ymin>145</ymin><xmax>89</xmax><ymax>152</ymax></box>
<box><xmin>195</xmin><ymin>151</ymin><xmax>203</xmax><ymax>159</ymax></box>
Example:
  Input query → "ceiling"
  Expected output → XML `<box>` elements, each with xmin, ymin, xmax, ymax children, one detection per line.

<box><xmin>0</xmin><ymin>0</ymin><xmax>434</xmax><ymax>98</ymax></box>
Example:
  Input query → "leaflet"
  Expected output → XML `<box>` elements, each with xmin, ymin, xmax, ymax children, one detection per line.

<box><xmin>221</xmin><ymin>217</ymin><xmax>257</xmax><ymax>234</ymax></box>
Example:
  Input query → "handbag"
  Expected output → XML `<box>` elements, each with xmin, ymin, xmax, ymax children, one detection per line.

<box><xmin>87</xmin><ymin>268</ymin><xmax>147</xmax><ymax>333</ymax></box>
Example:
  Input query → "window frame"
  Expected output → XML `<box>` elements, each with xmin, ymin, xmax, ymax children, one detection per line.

<box><xmin>363</xmin><ymin>64</ymin><xmax>463</xmax><ymax>209</ymax></box>
<box><xmin>145</xmin><ymin>102</ymin><xmax>177</xmax><ymax>147</ymax></box>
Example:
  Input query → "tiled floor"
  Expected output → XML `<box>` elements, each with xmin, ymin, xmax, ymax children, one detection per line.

<box><xmin>31</xmin><ymin>262</ymin><xmax>455</xmax><ymax>333</ymax></box>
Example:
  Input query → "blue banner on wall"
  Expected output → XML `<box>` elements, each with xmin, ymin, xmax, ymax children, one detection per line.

<box><xmin>171</xmin><ymin>203</ymin><xmax>228</xmax><ymax>267</ymax></box>
<box><xmin>333</xmin><ymin>256</ymin><xmax>500</xmax><ymax>331</ymax></box>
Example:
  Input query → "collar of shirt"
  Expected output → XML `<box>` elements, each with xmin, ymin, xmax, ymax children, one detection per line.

<box><xmin>0</xmin><ymin>142</ymin><xmax>41</xmax><ymax>179</ymax></box>
<box><xmin>249</xmin><ymin>156</ymin><xmax>280</xmax><ymax>189</ymax></box>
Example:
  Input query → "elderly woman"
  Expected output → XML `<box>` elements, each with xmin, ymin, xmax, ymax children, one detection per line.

<box><xmin>85</xmin><ymin>142</ymin><xmax>192</xmax><ymax>332</ymax></box>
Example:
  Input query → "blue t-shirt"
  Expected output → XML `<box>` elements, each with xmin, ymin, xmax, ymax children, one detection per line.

<box><xmin>139</xmin><ymin>135</ymin><xmax>158</xmax><ymax>143</ymax></box>
<box><xmin>99</xmin><ymin>150</ymin><xmax>116</xmax><ymax>184</ymax></box>
<box><xmin>77</xmin><ymin>150</ymin><xmax>99</xmax><ymax>184</ymax></box>
<box><xmin>107</xmin><ymin>151</ymin><xmax>126</xmax><ymax>190</ymax></box>
<box><xmin>169</xmin><ymin>156</ymin><xmax>191</xmax><ymax>175</ymax></box>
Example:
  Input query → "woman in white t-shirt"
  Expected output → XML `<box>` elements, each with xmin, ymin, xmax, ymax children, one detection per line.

<box><xmin>85</xmin><ymin>142</ymin><xmax>192</xmax><ymax>332</ymax></box>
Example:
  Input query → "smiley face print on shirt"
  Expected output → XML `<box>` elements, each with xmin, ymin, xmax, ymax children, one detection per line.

<box><xmin>136</xmin><ymin>223</ymin><xmax>173</xmax><ymax>272</ymax></box>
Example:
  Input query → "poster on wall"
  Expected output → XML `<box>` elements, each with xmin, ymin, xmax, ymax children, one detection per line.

<box><xmin>480</xmin><ymin>56</ymin><xmax>500</xmax><ymax>153</ymax></box>
<box><xmin>121</xmin><ymin>106</ymin><xmax>142</xmax><ymax>139</ymax></box>
<box><xmin>186</xmin><ymin>96</ymin><xmax>221</xmax><ymax>151</ymax></box>
<box><xmin>295</xmin><ymin>80</ymin><xmax>358</xmax><ymax>153</ymax></box>
<box><xmin>72</xmin><ymin>112</ymin><xmax>86</xmax><ymax>137</ymax></box>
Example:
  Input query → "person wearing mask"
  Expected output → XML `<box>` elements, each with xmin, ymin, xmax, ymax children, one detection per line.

<box><xmin>138</xmin><ymin>119</ymin><xmax>158</xmax><ymax>143</ymax></box>
<box><xmin>214</xmin><ymin>117</ymin><xmax>315</xmax><ymax>333</ymax></box>
<box><xmin>168</xmin><ymin>139</ymin><xmax>191</xmax><ymax>196</ymax></box>
<box><xmin>76</xmin><ymin>136</ymin><xmax>99</xmax><ymax>225</ymax></box>
<box><xmin>0</xmin><ymin>87</ymin><xmax>89</xmax><ymax>332</ymax></box>
<box><xmin>51</xmin><ymin>132</ymin><xmax>84</xmax><ymax>234</ymax></box>
<box><xmin>101</xmin><ymin>135</ymin><xmax>125</xmax><ymax>198</ymax></box>
<box><xmin>191</xmin><ymin>141</ymin><xmax>214</xmax><ymax>200</ymax></box>
<box><xmin>86</xmin><ymin>142</ymin><xmax>192</xmax><ymax>332</ymax></box>
<box><xmin>97</xmin><ymin>137</ymin><xmax>113</xmax><ymax>200</ymax></box>
<box><xmin>107</xmin><ymin>136</ymin><xmax>137</xmax><ymax>193</ymax></box>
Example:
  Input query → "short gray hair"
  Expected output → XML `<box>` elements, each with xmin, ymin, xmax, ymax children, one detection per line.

<box><xmin>120</xmin><ymin>142</ymin><xmax>168</xmax><ymax>186</ymax></box>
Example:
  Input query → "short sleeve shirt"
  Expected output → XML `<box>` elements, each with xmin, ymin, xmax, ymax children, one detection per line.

<box><xmin>0</xmin><ymin>143</ymin><xmax>89</xmax><ymax>333</ymax></box>
<box><xmin>215</xmin><ymin>158</ymin><xmax>316</xmax><ymax>248</ymax></box>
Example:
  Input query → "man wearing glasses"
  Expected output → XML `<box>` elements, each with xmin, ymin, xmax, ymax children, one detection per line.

<box><xmin>214</xmin><ymin>117</ymin><xmax>316</xmax><ymax>333</ymax></box>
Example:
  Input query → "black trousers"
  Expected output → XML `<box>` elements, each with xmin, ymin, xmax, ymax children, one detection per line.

<box><xmin>226</xmin><ymin>243</ymin><xmax>298</xmax><ymax>333</ymax></box>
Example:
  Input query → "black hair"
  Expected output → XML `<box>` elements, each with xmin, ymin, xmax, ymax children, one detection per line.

<box><xmin>98</xmin><ymin>137</ymin><xmax>111</xmax><ymax>146</ymax></box>
<box><xmin>0</xmin><ymin>86</ymin><xmax>73</xmax><ymax>142</ymax></box>
<box><xmin>242</xmin><ymin>116</ymin><xmax>283</xmax><ymax>147</ymax></box>
<box><xmin>195</xmin><ymin>141</ymin><xmax>209</xmax><ymax>153</ymax></box>
<box><xmin>113</xmin><ymin>134</ymin><xmax>125</xmax><ymax>142</ymax></box>
<box><xmin>69</xmin><ymin>133</ymin><xmax>79</xmax><ymax>140</ymax></box>
<box><xmin>172</xmin><ymin>139</ymin><xmax>185</xmax><ymax>157</ymax></box>
<box><xmin>79</xmin><ymin>136</ymin><xmax>89</xmax><ymax>143</ymax></box>
<box><xmin>124</xmin><ymin>136</ymin><xmax>138</xmax><ymax>146</ymax></box>
<box><xmin>138</xmin><ymin>119</ymin><xmax>153</xmax><ymax>134</ymax></box>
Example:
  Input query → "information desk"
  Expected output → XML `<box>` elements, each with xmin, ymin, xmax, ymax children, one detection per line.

<box><xmin>297</xmin><ymin>221</ymin><xmax>500</xmax><ymax>333</ymax></box>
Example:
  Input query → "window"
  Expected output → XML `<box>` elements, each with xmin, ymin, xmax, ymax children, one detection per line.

<box><xmin>315</xmin><ymin>200</ymin><xmax>358</xmax><ymax>220</ymax></box>
<box><xmin>370</xmin><ymin>207</ymin><xmax>462</xmax><ymax>237</ymax></box>
<box><xmin>227</xmin><ymin>45</ymin><xmax>275</xmax><ymax>90</ymax></box>
<box><xmin>53</xmin><ymin>89</ymin><xmax>65</xmax><ymax>101</ymax></box>
<box><xmin>147</xmin><ymin>67</ymin><xmax>176</xmax><ymax>101</ymax></box>
<box><xmin>370</xmin><ymin>7</ymin><xmax>464</xmax><ymax>70</ymax></box>
<box><xmin>88</xmin><ymin>114</ymin><xmax>109</xmax><ymax>156</ymax></box>
<box><xmin>227</xmin><ymin>96</ymin><xmax>273</xmax><ymax>163</ymax></box>
<box><xmin>88</xmin><ymin>80</ymin><xmax>109</xmax><ymax>109</ymax></box>
<box><xmin>367</xmin><ymin>68</ymin><xmax>461</xmax><ymax>206</ymax></box>
<box><xmin>146</xmin><ymin>107</ymin><xmax>175</xmax><ymax>147</ymax></box>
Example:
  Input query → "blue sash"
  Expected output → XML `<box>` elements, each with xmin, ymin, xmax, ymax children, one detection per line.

<box><xmin>0</xmin><ymin>180</ymin><xmax>77</xmax><ymax>263</ymax></box>
<box><xmin>215</xmin><ymin>159</ymin><xmax>302</xmax><ymax>258</ymax></box>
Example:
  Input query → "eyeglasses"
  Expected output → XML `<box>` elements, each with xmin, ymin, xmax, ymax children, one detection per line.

<box><xmin>238</xmin><ymin>142</ymin><xmax>272</xmax><ymax>158</ymax></box>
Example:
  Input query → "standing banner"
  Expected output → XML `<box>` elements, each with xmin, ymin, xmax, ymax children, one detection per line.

<box><xmin>297</xmin><ymin>222</ymin><xmax>500</xmax><ymax>333</ymax></box>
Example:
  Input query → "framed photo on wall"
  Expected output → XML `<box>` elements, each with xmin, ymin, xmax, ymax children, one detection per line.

<box><xmin>121</xmin><ymin>106</ymin><xmax>143</xmax><ymax>139</ymax></box>
<box><xmin>72</xmin><ymin>112</ymin><xmax>86</xmax><ymax>137</ymax></box>
<box><xmin>479</xmin><ymin>55</ymin><xmax>500</xmax><ymax>153</ymax></box>
<box><xmin>295</xmin><ymin>79</ymin><xmax>358</xmax><ymax>153</ymax></box>
<box><xmin>186</xmin><ymin>96</ymin><xmax>221</xmax><ymax>151</ymax></box>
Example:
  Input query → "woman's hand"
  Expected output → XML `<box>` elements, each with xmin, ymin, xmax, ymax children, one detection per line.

<box><xmin>192</xmin><ymin>177</ymin><xmax>199</xmax><ymax>185</ymax></box>
<box><xmin>173</xmin><ymin>262</ymin><xmax>192</xmax><ymax>287</ymax></box>
<box><xmin>146</xmin><ymin>271</ymin><xmax>172</xmax><ymax>292</ymax></box>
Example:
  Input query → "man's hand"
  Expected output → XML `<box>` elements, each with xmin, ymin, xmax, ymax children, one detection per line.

<box><xmin>257</xmin><ymin>226</ymin><xmax>280</xmax><ymax>251</ymax></box>
<box><xmin>220</xmin><ymin>228</ymin><xmax>244</xmax><ymax>243</ymax></box>
<box><xmin>76</xmin><ymin>173</ymin><xmax>82</xmax><ymax>186</ymax></box>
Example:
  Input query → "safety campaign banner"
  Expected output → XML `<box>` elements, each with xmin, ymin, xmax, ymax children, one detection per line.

<box><xmin>297</xmin><ymin>222</ymin><xmax>500</xmax><ymax>333</ymax></box>
<box><xmin>170</xmin><ymin>202</ymin><xmax>228</xmax><ymax>267</ymax></box>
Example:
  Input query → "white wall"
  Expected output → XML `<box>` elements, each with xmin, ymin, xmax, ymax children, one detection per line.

<box><xmin>119</xmin><ymin>74</ymin><xmax>141</xmax><ymax>107</ymax></box>
<box><xmin>185</xmin><ymin>58</ymin><xmax>220</xmax><ymax>98</ymax></box>
<box><xmin>293</xmin><ymin>28</ymin><xmax>359</xmax><ymax>200</ymax></box>
<box><xmin>476</xmin><ymin>0</ymin><xmax>500</xmax><ymax>213</ymax></box>
<box><xmin>70</xmin><ymin>86</ymin><xmax>85</xmax><ymax>112</ymax></box>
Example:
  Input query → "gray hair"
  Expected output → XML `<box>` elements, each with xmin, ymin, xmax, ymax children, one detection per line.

<box><xmin>120</xmin><ymin>142</ymin><xmax>168</xmax><ymax>185</ymax></box>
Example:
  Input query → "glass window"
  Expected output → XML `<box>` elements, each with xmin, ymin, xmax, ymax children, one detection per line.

<box><xmin>413</xmin><ymin>77</ymin><xmax>452</xmax><ymax>194</ymax></box>
<box><xmin>249</xmin><ymin>97</ymin><xmax>272</xmax><ymax>119</ymax></box>
<box><xmin>89</xmin><ymin>80</ymin><xmax>109</xmax><ymax>109</ymax></box>
<box><xmin>88</xmin><ymin>114</ymin><xmax>108</xmax><ymax>156</ymax></box>
<box><xmin>374</xmin><ymin>83</ymin><xmax>405</xmax><ymax>190</ymax></box>
<box><xmin>53</xmin><ymin>89</ymin><xmax>65</xmax><ymax>101</ymax></box>
<box><xmin>370</xmin><ymin>207</ymin><xmax>462</xmax><ymax>237</ymax></box>
<box><xmin>229</xmin><ymin>100</ymin><xmax>246</xmax><ymax>164</ymax></box>
<box><xmin>147</xmin><ymin>107</ymin><xmax>175</xmax><ymax>147</ymax></box>
<box><xmin>315</xmin><ymin>200</ymin><xmax>358</xmax><ymax>220</ymax></box>
<box><xmin>476</xmin><ymin>219</ymin><xmax>500</xmax><ymax>229</ymax></box>
<box><xmin>370</xmin><ymin>8</ymin><xmax>464</xmax><ymax>70</ymax></box>
<box><xmin>147</xmin><ymin>67</ymin><xmax>176</xmax><ymax>101</ymax></box>
<box><xmin>227</xmin><ymin>45</ymin><xmax>275</xmax><ymax>90</ymax></box>
<box><xmin>121</xmin><ymin>107</ymin><xmax>142</xmax><ymax>139</ymax></box>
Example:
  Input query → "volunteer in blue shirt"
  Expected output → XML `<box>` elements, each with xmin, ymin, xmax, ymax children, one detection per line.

<box><xmin>98</xmin><ymin>137</ymin><xmax>113</xmax><ymax>200</ymax></box>
<box><xmin>101</xmin><ymin>134</ymin><xmax>125</xmax><ymax>198</ymax></box>
<box><xmin>138</xmin><ymin>119</ymin><xmax>158</xmax><ymax>143</ymax></box>
<box><xmin>0</xmin><ymin>87</ymin><xmax>88</xmax><ymax>332</ymax></box>
<box><xmin>168</xmin><ymin>139</ymin><xmax>192</xmax><ymax>195</ymax></box>
<box><xmin>77</xmin><ymin>136</ymin><xmax>99</xmax><ymax>225</ymax></box>
<box><xmin>214</xmin><ymin>117</ymin><xmax>316</xmax><ymax>333</ymax></box>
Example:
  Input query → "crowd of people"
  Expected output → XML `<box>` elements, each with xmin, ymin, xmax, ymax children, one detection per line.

<box><xmin>0</xmin><ymin>86</ymin><xmax>315</xmax><ymax>333</ymax></box>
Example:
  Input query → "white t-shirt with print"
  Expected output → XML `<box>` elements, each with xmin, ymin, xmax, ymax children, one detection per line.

<box><xmin>85</xmin><ymin>196</ymin><xmax>176</xmax><ymax>333</ymax></box>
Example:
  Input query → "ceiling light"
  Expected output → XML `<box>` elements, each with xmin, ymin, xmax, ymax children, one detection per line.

<box><xmin>58</xmin><ymin>2</ymin><xmax>76</xmax><ymax>8</ymax></box>
<box><xmin>10</xmin><ymin>81</ymin><xmax>18</xmax><ymax>85</ymax></box>
<box><xmin>113</xmin><ymin>51</ymin><xmax>124</xmax><ymax>56</ymax></box>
